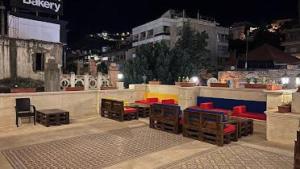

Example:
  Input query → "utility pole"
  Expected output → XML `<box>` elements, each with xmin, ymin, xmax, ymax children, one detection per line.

<box><xmin>245</xmin><ymin>30</ymin><xmax>249</xmax><ymax>70</ymax></box>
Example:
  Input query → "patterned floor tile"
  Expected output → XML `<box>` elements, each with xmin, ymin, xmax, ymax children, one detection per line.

<box><xmin>2</xmin><ymin>127</ymin><xmax>192</xmax><ymax>169</ymax></box>
<box><xmin>157</xmin><ymin>144</ymin><xmax>293</xmax><ymax>169</ymax></box>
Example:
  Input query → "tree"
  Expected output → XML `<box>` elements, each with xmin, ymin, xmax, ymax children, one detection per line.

<box><xmin>124</xmin><ymin>22</ymin><xmax>212</xmax><ymax>85</ymax></box>
<box><xmin>171</xmin><ymin>22</ymin><xmax>211</xmax><ymax>79</ymax></box>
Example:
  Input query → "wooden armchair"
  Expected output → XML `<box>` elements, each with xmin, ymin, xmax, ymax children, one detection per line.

<box><xmin>101</xmin><ymin>99</ymin><xmax>113</xmax><ymax>118</ymax></box>
<box><xmin>101</xmin><ymin>99</ymin><xmax>138</xmax><ymax>121</ymax></box>
<box><xmin>150</xmin><ymin>104</ymin><xmax>181</xmax><ymax>134</ymax></box>
<box><xmin>15</xmin><ymin>98</ymin><xmax>36</xmax><ymax>127</ymax></box>
<box><xmin>183</xmin><ymin>109</ymin><xmax>238</xmax><ymax>146</ymax></box>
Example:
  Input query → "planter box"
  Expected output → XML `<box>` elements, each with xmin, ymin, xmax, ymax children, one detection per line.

<box><xmin>101</xmin><ymin>87</ymin><xmax>117</xmax><ymax>90</ymax></box>
<box><xmin>278</xmin><ymin>105</ymin><xmax>291</xmax><ymax>113</ymax></box>
<box><xmin>65</xmin><ymin>87</ymin><xmax>84</xmax><ymax>91</ymax></box>
<box><xmin>0</xmin><ymin>87</ymin><xmax>11</xmax><ymax>93</ymax></box>
<box><xmin>11</xmin><ymin>88</ymin><xmax>36</xmax><ymax>93</ymax></box>
<box><xmin>210</xmin><ymin>83</ymin><xmax>228</xmax><ymax>88</ymax></box>
<box><xmin>175</xmin><ymin>82</ymin><xmax>196</xmax><ymax>87</ymax></box>
<box><xmin>149</xmin><ymin>81</ymin><xmax>161</xmax><ymax>85</ymax></box>
<box><xmin>266</xmin><ymin>84</ymin><xmax>283</xmax><ymax>91</ymax></box>
<box><xmin>244</xmin><ymin>84</ymin><xmax>267</xmax><ymax>89</ymax></box>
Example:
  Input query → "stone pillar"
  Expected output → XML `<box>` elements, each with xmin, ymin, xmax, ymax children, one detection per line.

<box><xmin>84</xmin><ymin>74</ymin><xmax>89</xmax><ymax>91</ymax></box>
<box><xmin>70</xmin><ymin>73</ymin><xmax>76</xmax><ymax>87</ymax></box>
<box><xmin>108</xmin><ymin>63</ymin><xmax>119</xmax><ymax>87</ymax></box>
<box><xmin>44</xmin><ymin>59</ymin><xmax>60</xmax><ymax>92</ymax></box>
<box><xmin>89</xmin><ymin>58</ymin><xmax>97</xmax><ymax>77</ymax></box>
<box><xmin>265</xmin><ymin>90</ymin><xmax>293</xmax><ymax>111</ymax></box>
<box><xmin>97</xmin><ymin>73</ymin><xmax>103</xmax><ymax>90</ymax></box>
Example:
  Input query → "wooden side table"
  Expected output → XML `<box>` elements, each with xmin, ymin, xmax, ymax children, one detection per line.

<box><xmin>36</xmin><ymin>109</ymin><xmax>70</xmax><ymax>127</ymax></box>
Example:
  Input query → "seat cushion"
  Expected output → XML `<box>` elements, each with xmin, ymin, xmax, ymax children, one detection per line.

<box><xmin>236</xmin><ymin>112</ymin><xmax>266</xmax><ymax>121</ymax></box>
<box><xmin>124</xmin><ymin>107</ymin><xmax>137</xmax><ymax>114</ymax></box>
<box><xmin>233</xmin><ymin>105</ymin><xmax>247</xmax><ymax>116</ymax></box>
<box><xmin>199</xmin><ymin>102</ymin><xmax>214</xmax><ymax>110</ymax></box>
<box><xmin>224</xmin><ymin>124</ymin><xmax>236</xmax><ymax>134</ymax></box>
<box><xmin>146</xmin><ymin>98</ymin><xmax>159</xmax><ymax>103</ymax></box>
<box><xmin>162</xmin><ymin>99</ymin><xmax>176</xmax><ymax>105</ymax></box>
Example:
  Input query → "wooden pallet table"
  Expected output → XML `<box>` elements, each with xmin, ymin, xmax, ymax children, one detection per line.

<box><xmin>36</xmin><ymin>109</ymin><xmax>70</xmax><ymax>127</ymax></box>
<box><xmin>229</xmin><ymin>117</ymin><xmax>253</xmax><ymax>138</ymax></box>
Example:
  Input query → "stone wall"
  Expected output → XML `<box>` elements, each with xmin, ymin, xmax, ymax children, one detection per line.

<box><xmin>218</xmin><ymin>70</ymin><xmax>300</xmax><ymax>87</ymax></box>
<box><xmin>0</xmin><ymin>37</ymin><xmax>63</xmax><ymax>81</ymax></box>
<box><xmin>0</xmin><ymin>89</ymin><xmax>144</xmax><ymax>130</ymax></box>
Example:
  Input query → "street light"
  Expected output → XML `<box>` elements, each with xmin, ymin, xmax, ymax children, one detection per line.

<box><xmin>117</xmin><ymin>73</ymin><xmax>124</xmax><ymax>81</ymax></box>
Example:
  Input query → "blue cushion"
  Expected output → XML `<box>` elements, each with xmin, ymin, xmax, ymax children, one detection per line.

<box><xmin>197</xmin><ymin>97</ymin><xmax>266</xmax><ymax>114</ymax></box>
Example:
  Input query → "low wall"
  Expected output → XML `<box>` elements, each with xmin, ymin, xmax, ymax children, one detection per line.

<box><xmin>293</xmin><ymin>92</ymin><xmax>300</xmax><ymax>113</ymax></box>
<box><xmin>0</xmin><ymin>89</ymin><xmax>143</xmax><ymax>129</ymax></box>
<box><xmin>199</xmin><ymin>87</ymin><xmax>266</xmax><ymax>102</ymax></box>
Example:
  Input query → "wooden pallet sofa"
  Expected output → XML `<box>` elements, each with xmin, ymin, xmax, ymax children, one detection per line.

<box><xmin>195</xmin><ymin>97</ymin><xmax>266</xmax><ymax>121</ymax></box>
<box><xmin>295</xmin><ymin>130</ymin><xmax>300</xmax><ymax>169</ymax></box>
<box><xmin>183</xmin><ymin>108</ymin><xmax>238</xmax><ymax>146</ymax></box>
<box><xmin>101</xmin><ymin>99</ymin><xmax>138</xmax><ymax>121</ymax></box>
<box><xmin>150</xmin><ymin>103</ymin><xmax>182</xmax><ymax>134</ymax></box>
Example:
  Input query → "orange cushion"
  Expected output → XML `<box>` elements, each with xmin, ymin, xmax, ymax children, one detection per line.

<box><xmin>224</xmin><ymin>124</ymin><xmax>236</xmax><ymax>134</ymax></box>
<box><xmin>199</xmin><ymin>102</ymin><xmax>214</xmax><ymax>110</ymax></box>
<box><xmin>124</xmin><ymin>107</ymin><xmax>137</xmax><ymax>114</ymax></box>
<box><xmin>146</xmin><ymin>98</ymin><xmax>159</xmax><ymax>103</ymax></box>
<box><xmin>162</xmin><ymin>99</ymin><xmax>176</xmax><ymax>105</ymax></box>
<box><xmin>233</xmin><ymin>105</ymin><xmax>247</xmax><ymax>116</ymax></box>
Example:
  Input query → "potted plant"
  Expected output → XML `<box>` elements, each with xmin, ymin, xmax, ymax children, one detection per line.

<box><xmin>210</xmin><ymin>83</ymin><xmax>229</xmax><ymax>88</ymax></box>
<box><xmin>278</xmin><ymin>102</ymin><xmax>292</xmax><ymax>113</ymax></box>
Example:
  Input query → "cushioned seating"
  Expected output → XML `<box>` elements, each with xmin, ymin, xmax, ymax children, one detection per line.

<box><xmin>232</xmin><ymin>105</ymin><xmax>266</xmax><ymax>120</ymax></box>
<box><xmin>224</xmin><ymin>124</ymin><xmax>236</xmax><ymax>134</ymax></box>
<box><xmin>135</xmin><ymin>98</ymin><xmax>159</xmax><ymax>105</ymax></box>
<box><xmin>199</xmin><ymin>102</ymin><xmax>214</xmax><ymax>110</ymax></box>
<box><xmin>124</xmin><ymin>107</ymin><xmax>137</xmax><ymax>114</ymax></box>
<box><xmin>162</xmin><ymin>99</ymin><xmax>176</xmax><ymax>105</ymax></box>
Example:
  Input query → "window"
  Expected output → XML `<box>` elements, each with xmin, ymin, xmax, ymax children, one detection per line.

<box><xmin>147</xmin><ymin>30</ymin><xmax>154</xmax><ymax>38</ymax></box>
<box><xmin>217</xmin><ymin>33</ymin><xmax>228</xmax><ymax>43</ymax></box>
<box><xmin>33</xmin><ymin>53</ymin><xmax>45</xmax><ymax>72</ymax></box>
<box><xmin>140</xmin><ymin>32</ymin><xmax>146</xmax><ymax>40</ymax></box>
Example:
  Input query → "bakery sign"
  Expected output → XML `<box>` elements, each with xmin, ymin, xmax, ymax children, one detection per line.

<box><xmin>10</xmin><ymin>0</ymin><xmax>63</xmax><ymax>14</ymax></box>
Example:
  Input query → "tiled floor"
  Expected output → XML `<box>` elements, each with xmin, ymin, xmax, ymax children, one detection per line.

<box><xmin>0</xmin><ymin>117</ymin><xmax>294</xmax><ymax>169</ymax></box>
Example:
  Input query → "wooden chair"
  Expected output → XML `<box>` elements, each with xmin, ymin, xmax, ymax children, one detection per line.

<box><xmin>150</xmin><ymin>104</ymin><xmax>181</xmax><ymax>134</ymax></box>
<box><xmin>15</xmin><ymin>98</ymin><xmax>36</xmax><ymax>127</ymax></box>
<box><xmin>101</xmin><ymin>99</ymin><xmax>113</xmax><ymax>118</ymax></box>
<box><xmin>111</xmin><ymin>100</ymin><xmax>138</xmax><ymax>121</ymax></box>
<box><xmin>183</xmin><ymin>109</ymin><xmax>238</xmax><ymax>146</ymax></box>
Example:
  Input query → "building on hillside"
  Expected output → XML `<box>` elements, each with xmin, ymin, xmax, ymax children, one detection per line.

<box><xmin>235</xmin><ymin>44</ymin><xmax>300</xmax><ymax>70</ymax></box>
<box><xmin>281</xmin><ymin>0</ymin><xmax>300</xmax><ymax>59</ymax></box>
<box><xmin>132</xmin><ymin>10</ymin><xmax>229</xmax><ymax>64</ymax></box>
<box><xmin>0</xmin><ymin>0</ymin><xmax>66</xmax><ymax>81</ymax></box>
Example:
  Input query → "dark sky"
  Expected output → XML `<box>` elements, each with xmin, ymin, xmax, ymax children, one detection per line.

<box><xmin>63</xmin><ymin>0</ymin><xmax>298</xmax><ymax>45</ymax></box>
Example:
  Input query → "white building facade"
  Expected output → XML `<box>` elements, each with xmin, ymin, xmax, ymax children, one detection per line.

<box><xmin>132</xmin><ymin>10</ymin><xmax>229</xmax><ymax>63</ymax></box>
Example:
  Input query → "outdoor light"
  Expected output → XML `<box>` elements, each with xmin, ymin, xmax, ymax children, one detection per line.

<box><xmin>296</xmin><ymin>77</ymin><xmax>300</xmax><ymax>87</ymax></box>
<box><xmin>191</xmin><ymin>76</ymin><xmax>199</xmax><ymax>85</ymax></box>
<box><xmin>281</xmin><ymin>76</ymin><xmax>290</xmax><ymax>85</ymax></box>
<box><xmin>117</xmin><ymin>73</ymin><xmax>124</xmax><ymax>80</ymax></box>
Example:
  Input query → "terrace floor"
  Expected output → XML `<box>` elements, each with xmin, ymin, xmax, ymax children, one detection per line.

<box><xmin>0</xmin><ymin>116</ymin><xmax>294</xmax><ymax>169</ymax></box>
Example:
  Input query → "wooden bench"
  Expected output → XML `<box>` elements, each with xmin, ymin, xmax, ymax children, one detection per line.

<box><xmin>183</xmin><ymin>109</ymin><xmax>238</xmax><ymax>146</ymax></box>
<box><xmin>150</xmin><ymin>104</ymin><xmax>181</xmax><ymax>134</ymax></box>
<box><xmin>101</xmin><ymin>99</ymin><xmax>138</xmax><ymax>121</ymax></box>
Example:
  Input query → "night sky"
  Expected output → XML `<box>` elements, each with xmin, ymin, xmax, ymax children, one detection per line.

<box><xmin>63</xmin><ymin>0</ymin><xmax>298</xmax><ymax>45</ymax></box>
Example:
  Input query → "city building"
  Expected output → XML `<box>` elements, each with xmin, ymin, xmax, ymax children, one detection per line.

<box><xmin>0</xmin><ymin>0</ymin><xmax>66</xmax><ymax>81</ymax></box>
<box><xmin>282</xmin><ymin>0</ymin><xmax>300</xmax><ymax>59</ymax></box>
<box><xmin>132</xmin><ymin>10</ymin><xmax>229</xmax><ymax>63</ymax></box>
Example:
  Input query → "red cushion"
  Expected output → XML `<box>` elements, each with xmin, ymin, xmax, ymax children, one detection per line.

<box><xmin>146</xmin><ymin>98</ymin><xmax>159</xmax><ymax>103</ymax></box>
<box><xmin>233</xmin><ymin>105</ymin><xmax>247</xmax><ymax>116</ymax></box>
<box><xmin>224</xmin><ymin>124</ymin><xmax>236</xmax><ymax>134</ymax></box>
<box><xmin>135</xmin><ymin>100</ymin><xmax>148</xmax><ymax>104</ymax></box>
<box><xmin>162</xmin><ymin>99</ymin><xmax>176</xmax><ymax>105</ymax></box>
<box><xmin>179</xmin><ymin>118</ymin><xmax>184</xmax><ymax>125</ymax></box>
<box><xmin>199</xmin><ymin>102</ymin><xmax>214</xmax><ymax>110</ymax></box>
<box><xmin>236</xmin><ymin>112</ymin><xmax>266</xmax><ymax>121</ymax></box>
<box><xmin>124</xmin><ymin>107</ymin><xmax>137</xmax><ymax>114</ymax></box>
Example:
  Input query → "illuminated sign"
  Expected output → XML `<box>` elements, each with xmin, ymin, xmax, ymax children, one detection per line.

<box><xmin>10</xmin><ymin>0</ymin><xmax>63</xmax><ymax>14</ymax></box>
